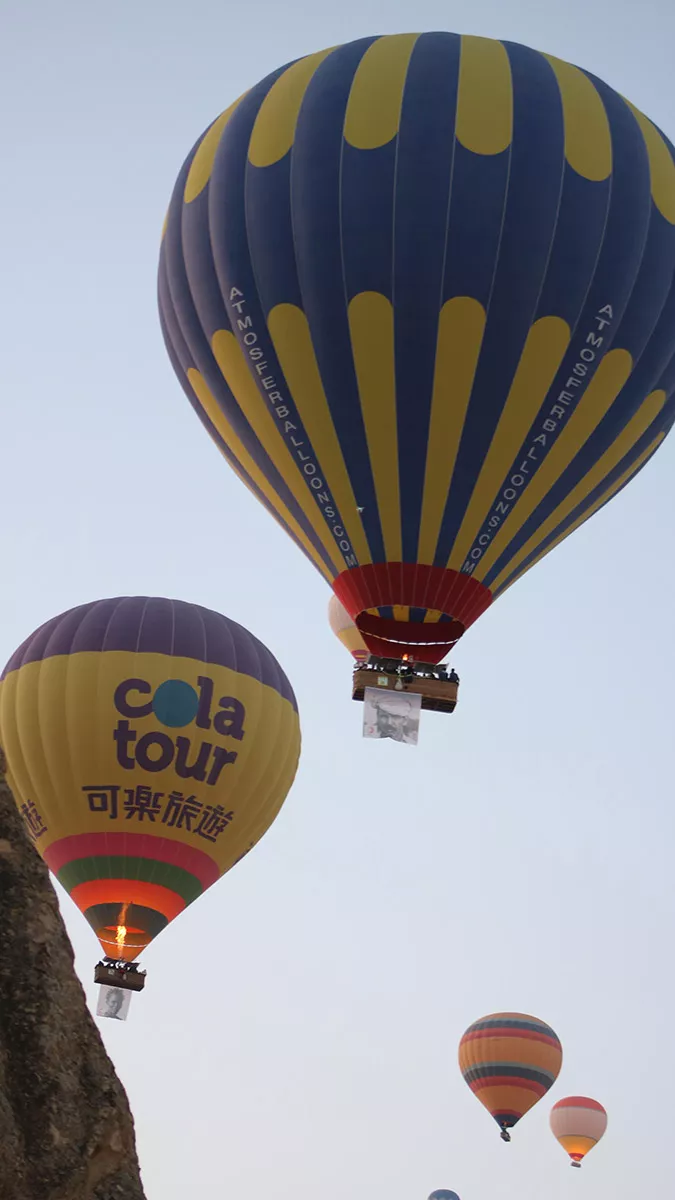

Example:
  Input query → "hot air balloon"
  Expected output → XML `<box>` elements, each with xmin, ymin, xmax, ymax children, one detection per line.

<box><xmin>328</xmin><ymin>594</ymin><xmax>368</xmax><ymax>661</ymax></box>
<box><xmin>0</xmin><ymin>598</ymin><xmax>300</xmax><ymax>986</ymax></box>
<box><xmin>429</xmin><ymin>1191</ymin><xmax>461</xmax><ymax>1200</ymax></box>
<box><xmin>550</xmin><ymin>1096</ymin><xmax>607</xmax><ymax>1167</ymax></box>
<box><xmin>459</xmin><ymin>1012</ymin><xmax>563</xmax><ymax>1141</ymax></box>
<box><xmin>159</xmin><ymin>32</ymin><xmax>675</xmax><ymax>671</ymax></box>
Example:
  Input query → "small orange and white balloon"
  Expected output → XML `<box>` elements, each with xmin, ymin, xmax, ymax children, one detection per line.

<box><xmin>550</xmin><ymin>1096</ymin><xmax>607</xmax><ymax>1167</ymax></box>
<box><xmin>328</xmin><ymin>595</ymin><xmax>369</xmax><ymax>663</ymax></box>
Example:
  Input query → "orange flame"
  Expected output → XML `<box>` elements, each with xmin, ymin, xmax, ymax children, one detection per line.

<box><xmin>116</xmin><ymin>903</ymin><xmax>130</xmax><ymax>956</ymax></box>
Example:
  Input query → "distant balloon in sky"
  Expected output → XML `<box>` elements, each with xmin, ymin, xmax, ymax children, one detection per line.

<box><xmin>160</xmin><ymin>31</ymin><xmax>675</xmax><ymax>664</ymax></box>
<box><xmin>0</xmin><ymin>597</ymin><xmax>300</xmax><ymax>963</ymax></box>
<box><xmin>550</xmin><ymin>1096</ymin><xmax>607</xmax><ymax>1167</ymax></box>
<box><xmin>459</xmin><ymin>1012</ymin><xmax>563</xmax><ymax>1141</ymax></box>
<box><xmin>428</xmin><ymin>1191</ymin><xmax>460</xmax><ymax>1200</ymax></box>
<box><xmin>328</xmin><ymin>594</ymin><xmax>368</xmax><ymax>662</ymax></box>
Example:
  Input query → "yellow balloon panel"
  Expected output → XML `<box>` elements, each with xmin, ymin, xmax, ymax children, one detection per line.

<box><xmin>1</xmin><ymin>651</ymin><xmax>297</xmax><ymax>865</ymax></box>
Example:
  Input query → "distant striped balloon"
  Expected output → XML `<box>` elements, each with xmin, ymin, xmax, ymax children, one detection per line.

<box><xmin>0</xmin><ymin>598</ymin><xmax>300</xmax><ymax>961</ymax></box>
<box><xmin>160</xmin><ymin>32</ymin><xmax>675</xmax><ymax>665</ymax></box>
<box><xmin>328</xmin><ymin>594</ymin><xmax>369</xmax><ymax>662</ymax></box>
<box><xmin>459</xmin><ymin>1012</ymin><xmax>563</xmax><ymax>1140</ymax></box>
<box><xmin>550</xmin><ymin>1096</ymin><xmax>607</xmax><ymax>1167</ymax></box>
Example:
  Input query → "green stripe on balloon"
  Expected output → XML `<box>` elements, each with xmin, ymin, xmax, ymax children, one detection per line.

<box><xmin>57</xmin><ymin>856</ymin><xmax>204</xmax><ymax>905</ymax></box>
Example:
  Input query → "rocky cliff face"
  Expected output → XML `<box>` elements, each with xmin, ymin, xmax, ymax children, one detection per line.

<box><xmin>0</xmin><ymin>754</ymin><xmax>146</xmax><ymax>1200</ymax></box>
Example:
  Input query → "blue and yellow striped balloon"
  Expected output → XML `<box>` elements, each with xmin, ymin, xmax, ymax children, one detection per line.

<box><xmin>159</xmin><ymin>33</ymin><xmax>675</xmax><ymax>663</ymax></box>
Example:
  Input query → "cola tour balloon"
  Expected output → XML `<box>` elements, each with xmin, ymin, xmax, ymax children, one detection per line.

<box><xmin>328</xmin><ymin>594</ymin><xmax>369</xmax><ymax>662</ymax></box>
<box><xmin>459</xmin><ymin>1012</ymin><xmax>563</xmax><ymax>1140</ymax></box>
<box><xmin>159</xmin><ymin>32</ymin><xmax>675</xmax><ymax>664</ymax></box>
<box><xmin>550</xmin><ymin>1096</ymin><xmax>607</xmax><ymax>1167</ymax></box>
<box><xmin>0</xmin><ymin>597</ymin><xmax>300</xmax><ymax>963</ymax></box>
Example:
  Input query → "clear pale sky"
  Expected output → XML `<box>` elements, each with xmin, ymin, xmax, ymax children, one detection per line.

<box><xmin>3</xmin><ymin>1</ymin><xmax>675</xmax><ymax>1197</ymax></box>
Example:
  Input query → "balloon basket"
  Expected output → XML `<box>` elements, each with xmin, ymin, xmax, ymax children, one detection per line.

<box><xmin>571</xmin><ymin>1161</ymin><xmax>582</xmax><ymax>1168</ymax></box>
<box><xmin>352</xmin><ymin>658</ymin><xmax>459</xmax><ymax>713</ymax></box>
<box><xmin>94</xmin><ymin>958</ymin><xmax>146</xmax><ymax>992</ymax></box>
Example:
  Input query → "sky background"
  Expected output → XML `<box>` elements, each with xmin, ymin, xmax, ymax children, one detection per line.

<box><xmin>3</xmin><ymin>1</ymin><xmax>675</xmax><ymax>1197</ymax></box>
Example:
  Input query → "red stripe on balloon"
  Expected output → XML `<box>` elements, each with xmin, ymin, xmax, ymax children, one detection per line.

<box><xmin>461</xmin><ymin>1027</ymin><xmax>561</xmax><ymax>1047</ymax></box>
<box><xmin>552</xmin><ymin>1097</ymin><xmax>606</xmax><ymax>1112</ymax></box>
<box><xmin>470</xmin><ymin>1076</ymin><xmax>549</xmax><ymax>1098</ymax></box>
<box><xmin>332</xmin><ymin>564</ymin><xmax>492</xmax><ymax>662</ymax></box>
<box><xmin>43</xmin><ymin>832</ymin><xmax>220</xmax><ymax>889</ymax></box>
<box><xmin>333</xmin><ymin>564</ymin><xmax>492</xmax><ymax>628</ymax></box>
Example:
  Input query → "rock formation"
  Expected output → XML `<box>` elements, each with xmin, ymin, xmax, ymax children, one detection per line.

<box><xmin>0</xmin><ymin>752</ymin><xmax>146</xmax><ymax>1200</ymax></box>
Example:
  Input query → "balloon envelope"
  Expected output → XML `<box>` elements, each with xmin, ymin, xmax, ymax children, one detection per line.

<box><xmin>328</xmin><ymin>594</ymin><xmax>368</xmax><ymax>661</ymax></box>
<box><xmin>0</xmin><ymin>598</ymin><xmax>300</xmax><ymax>960</ymax></box>
<box><xmin>429</xmin><ymin>1192</ymin><xmax>460</xmax><ymax>1200</ymax></box>
<box><xmin>160</xmin><ymin>32</ymin><xmax>675</xmax><ymax>663</ymax></box>
<box><xmin>459</xmin><ymin>1012</ymin><xmax>563</xmax><ymax>1137</ymax></box>
<box><xmin>550</xmin><ymin>1096</ymin><xmax>607</xmax><ymax>1166</ymax></box>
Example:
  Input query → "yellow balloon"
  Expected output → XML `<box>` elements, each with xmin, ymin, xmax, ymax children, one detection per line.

<box><xmin>328</xmin><ymin>595</ymin><xmax>369</xmax><ymax>661</ymax></box>
<box><xmin>0</xmin><ymin>597</ymin><xmax>300</xmax><ymax>960</ymax></box>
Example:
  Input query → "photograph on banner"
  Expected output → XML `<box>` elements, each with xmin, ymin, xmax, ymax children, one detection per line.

<box><xmin>362</xmin><ymin>687</ymin><xmax>422</xmax><ymax>745</ymax></box>
<box><xmin>97</xmin><ymin>984</ymin><xmax>132</xmax><ymax>1022</ymax></box>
